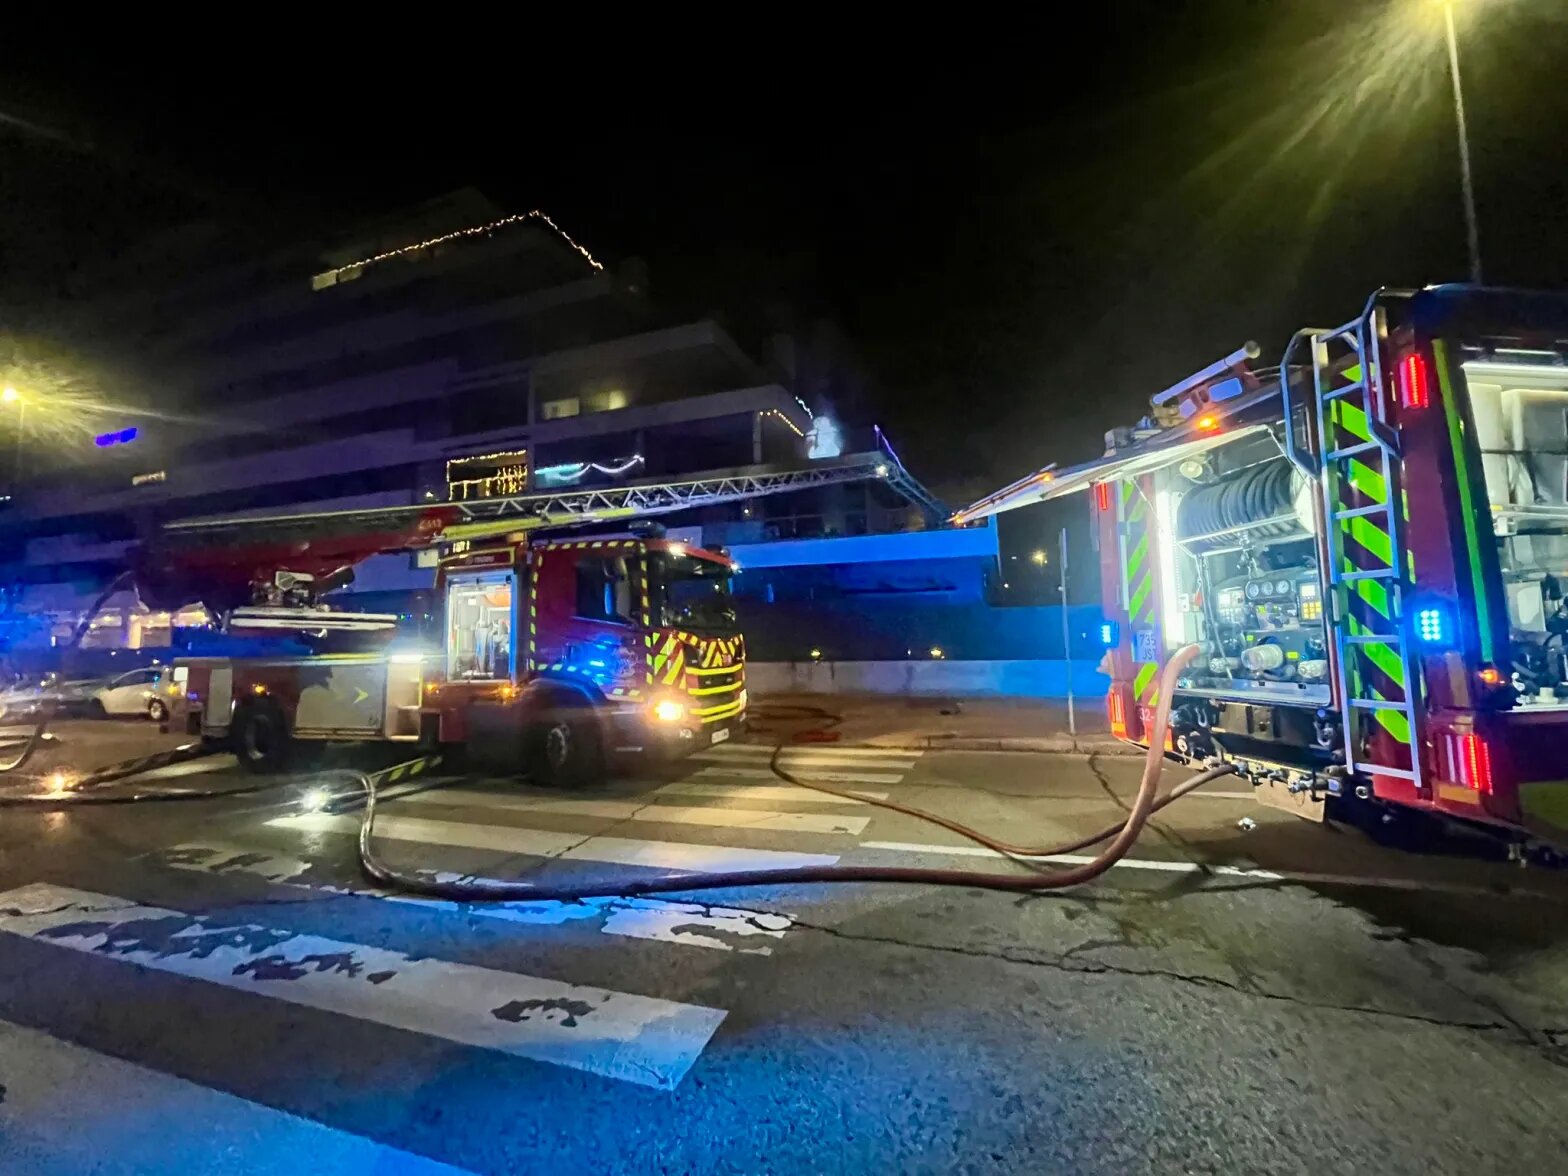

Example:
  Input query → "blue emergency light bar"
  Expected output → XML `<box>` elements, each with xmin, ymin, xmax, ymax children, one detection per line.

<box><xmin>95</xmin><ymin>427</ymin><xmax>139</xmax><ymax>448</ymax></box>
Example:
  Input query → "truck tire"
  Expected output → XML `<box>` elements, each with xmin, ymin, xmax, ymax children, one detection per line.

<box><xmin>531</xmin><ymin>699</ymin><xmax>604</xmax><ymax>788</ymax></box>
<box><xmin>230</xmin><ymin>699</ymin><xmax>293</xmax><ymax>774</ymax></box>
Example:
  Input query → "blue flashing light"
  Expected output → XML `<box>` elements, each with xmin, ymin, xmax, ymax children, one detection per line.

<box><xmin>1415</xmin><ymin>606</ymin><xmax>1446</xmax><ymax>645</ymax></box>
<box><xmin>95</xmin><ymin>427</ymin><xmax>139</xmax><ymax>448</ymax></box>
<box><xmin>1099</xmin><ymin>621</ymin><xmax>1119</xmax><ymax>646</ymax></box>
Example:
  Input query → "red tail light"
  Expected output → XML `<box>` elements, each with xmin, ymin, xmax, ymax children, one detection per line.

<box><xmin>1399</xmin><ymin>352</ymin><xmax>1430</xmax><ymax>410</ymax></box>
<box><xmin>1446</xmin><ymin>732</ymin><xmax>1494</xmax><ymax>794</ymax></box>
<box><xmin>1095</xmin><ymin>482</ymin><xmax>1111</xmax><ymax>512</ymax></box>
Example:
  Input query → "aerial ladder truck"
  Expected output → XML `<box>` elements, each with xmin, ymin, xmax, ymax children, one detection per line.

<box><xmin>958</xmin><ymin>286</ymin><xmax>1568</xmax><ymax>851</ymax></box>
<box><xmin>126</xmin><ymin>450</ymin><xmax>938</xmax><ymax>783</ymax></box>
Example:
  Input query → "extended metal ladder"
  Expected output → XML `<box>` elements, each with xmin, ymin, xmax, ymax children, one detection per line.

<box><xmin>1281</xmin><ymin>305</ymin><xmax>1423</xmax><ymax>786</ymax></box>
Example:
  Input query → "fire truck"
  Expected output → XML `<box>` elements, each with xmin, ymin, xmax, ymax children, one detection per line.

<box><xmin>958</xmin><ymin>287</ymin><xmax>1568</xmax><ymax>848</ymax></box>
<box><xmin>131</xmin><ymin>452</ymin><xmax>934</xmax><ymax>783</ymax></box>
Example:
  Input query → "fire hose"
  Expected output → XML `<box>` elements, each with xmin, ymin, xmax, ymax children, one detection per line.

<box><xmin>352</xmin><ymin>644</ymin><xmax>1233</xmax><ymax>899</ymax></box>
<box><xmin>3</xmin><ymin>644</ymin><xmax>1234</xmax><ymax>894</ymax></box>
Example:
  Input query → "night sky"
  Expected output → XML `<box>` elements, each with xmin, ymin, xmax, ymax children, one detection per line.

<box><xmin>3</xmin><ymin>1</ymin><xmax>1565</xmax><ymax>515</ymax></box>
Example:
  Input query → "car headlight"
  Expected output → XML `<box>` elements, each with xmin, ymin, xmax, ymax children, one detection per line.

<box><xmin>652</xmin><ymin>698</ymin><xmax>686</xmax><ymax>722</ymax></box>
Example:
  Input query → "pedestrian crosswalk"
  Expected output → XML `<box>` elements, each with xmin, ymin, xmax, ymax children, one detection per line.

<box><xmin>1</xmin><ymin>740</ymin><xmax>923</xmax><ymax>1106</ymax></box>
<box><xmin>0</xmin><ymin>881</ymin><xmax>726</xmax><ymax>1090</ymax></box>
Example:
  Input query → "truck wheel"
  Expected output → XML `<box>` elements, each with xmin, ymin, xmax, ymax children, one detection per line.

<box><xmin>231</xmin><ymin>700</ymin><xmax>292</xmax><ymax>774</ymax></box>
<box><xmin>532</xmin><ymin>705</ymin><xmax>603</xmax><ymax>788</ymax></box>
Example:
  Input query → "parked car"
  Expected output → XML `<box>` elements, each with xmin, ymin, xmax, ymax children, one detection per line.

<box><xmin>0</xmin><ymin>673</ymin><xmax>104</xmax><ymax>721</ymax></box>
<box><xmin>90</xmin><ymin>666</ymin><xmax>180</xmax><ymax>720</ymax></box>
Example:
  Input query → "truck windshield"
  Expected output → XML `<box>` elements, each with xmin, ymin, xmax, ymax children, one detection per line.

<box><xmin>656</xmin><ymin>553</ymin><xmax>738</xmax><ymax>635</ymax></box>
<box><xmin>1462</xmin><ymin>353</ymin><xmax>1568</xmax><ymax>708</ymax></box>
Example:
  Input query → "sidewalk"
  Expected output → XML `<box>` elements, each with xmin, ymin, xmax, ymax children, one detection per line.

<box><xmin>749</xmin><ymin>693</ymin><xmax>1134</xmax><ymax>755</ymax></box>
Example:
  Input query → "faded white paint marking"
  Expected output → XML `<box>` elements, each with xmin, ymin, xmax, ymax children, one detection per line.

<box><xmin>855</xmin><ymin>842</ymin><xmax>1567</xmax><ymax>900</ymax></box>
<box><xmin>153</xmin><ymin>842</ymin><xmax>794</xmax><ymax>954</ymax></box>
<box><xmin>0</xmin><ymin>883</ymin><xmax>725</xmax><ymax>1089</ymax></box>
<box><xmin>270</xmin><ymin>812</ymin><xmax>842</xmax><ymax>872</ymax></box>
<box><xmin>691</xmin><ymin>764</ymin><xmax>907</xmax><ymax>786</ymax></box>
<box><xmin>697</xmin><ymin>744</ymin><xmax>918</xmax><ymax>766</ymax></box>
<box><xmin>658</xmin><ymin>780</ymin><xmax>889</xmax><ymax>804</ymax></box>
<box><xmin>137</xmin><ymin>757</ymin><xmax>235</xmax><ymax>781</ymax></box>
<box><xmin>271</xmin><ymin>811</ymin><xmax>583</xmax><ymax>857</ymax></box>
<box><xmin>392</xmin><ymin>789</ymin><xmax>870</xmax><ymax>836</ymax></box>
<box><xmin>0</xmin><ymin>1017</ymin><xmax>473</xmax><ymax>1175</ymax></box>
<box><xmin>860</xmin><ymin>839</ymin><xmax>1276</xmax><ymax>875</ymax></box>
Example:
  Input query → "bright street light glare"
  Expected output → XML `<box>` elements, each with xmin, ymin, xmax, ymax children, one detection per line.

<box><xmin>1</xmin><ymin>386</ymin><xmax>18</xmax><ymax>404</ymax></box>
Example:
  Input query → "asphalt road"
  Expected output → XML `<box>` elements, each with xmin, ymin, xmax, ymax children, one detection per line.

<box><xmin>2</xmin><ymin>721</ymin><xmax>1567</xmax><ymax>1173</ymax></box>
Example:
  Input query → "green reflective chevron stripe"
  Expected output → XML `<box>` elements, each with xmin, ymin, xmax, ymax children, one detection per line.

<box><xmin>1368</xmin><ymin>690</ymin><xmax>1411</xmax><ymax>743</ymax></box>
<box><xmin>1347</xmin><ymin>516</ymin><xmax>1393</xmax><ymax>567</ymax></box>
<box><xmin>1346</xmin><ymin>460</ymin><xmax>1387</xmax><ymax>501</ymax></box>
<box><xmin>1433</xmin><ymin>339</ymin><xmax>1497</xmax><ymax>662</ymax></box>
<box><xmin>1129</xmin><ymin>574</ymin><xmax>1152</xmax><ymax>623</ymax></box>
<box><xmin>1346</xmin><ymin>615</ymin><xmax>1410</xmax><ymax>742</ymax></box>
<box><xmin>1128</xmin><ymin>531</ymin><xmax>1148</xmax><ymax>579</ymax></box>
<box><xmin>1333</xmin><ymin>397</ymin><xmax>1371</xmax><ymax>442</ymax></box>
<box><xmin>1359</xmin><ymin>638</ymin><xmax>1405</xmax><ymax>689</ymax></box>
<box><xmin>1133</xmin><ymin>661</ymin><xmax>1158</xmax><ymax>701</ymax></box>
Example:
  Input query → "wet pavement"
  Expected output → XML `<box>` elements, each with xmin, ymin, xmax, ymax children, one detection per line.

<box><xmin>1</xmin><ymin>721</ymin><xmax>1566</xmax><ymax>1172</ymax></box>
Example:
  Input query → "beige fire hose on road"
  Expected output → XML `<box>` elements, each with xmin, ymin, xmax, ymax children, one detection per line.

<box><xmin>353</xmin><ymin>644</ymin><xmax>1231</xmax><ymax>899</ymax></box>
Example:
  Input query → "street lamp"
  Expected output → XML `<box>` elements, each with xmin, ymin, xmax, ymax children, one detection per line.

<box><xmin>1437</xmin><ymin>0</ymin><xmax>1482</xmax><ymax>283</ymax></box>
<box><xmin>1030</xmin><ymin>549</ymin><xmax>1048</xmax><ymax>566</ymax></box>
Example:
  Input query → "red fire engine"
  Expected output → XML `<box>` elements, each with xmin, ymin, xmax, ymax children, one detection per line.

<box><xmin>172</xmin><ymin>534</ymin><xmax>743</xmax><ymax>783</ymax></box>
<box><xmin>132</xmin><ymin>452</ymin><xmax>924</xmax><ymax>783</ymax></box>
<box><xmin>958</xmin><ymin>287</ymin><xmax>1568</xmax><ymax>849</ymax></box>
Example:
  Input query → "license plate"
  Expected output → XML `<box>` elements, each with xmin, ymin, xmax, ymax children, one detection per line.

<box><xmin>711</xmin><ymin>728</ymin><xmax>730</xmax><ymax>745</ymax></box>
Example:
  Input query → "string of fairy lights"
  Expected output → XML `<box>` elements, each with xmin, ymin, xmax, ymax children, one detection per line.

<box><xmin>317</xmin><ymin>210</ymin><xmax>603</xmax><ymax>286</ymax></box>
<box><xmin>759</xmin><ymin>408</ymin><xmax>805</xmax><ymax>438</ymax></box>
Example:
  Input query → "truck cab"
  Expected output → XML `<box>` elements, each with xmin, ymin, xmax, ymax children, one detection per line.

<box><xmin>425</xmin><ymin>535</ymin><xmax>746</xmax><ymax>782</ymax></box>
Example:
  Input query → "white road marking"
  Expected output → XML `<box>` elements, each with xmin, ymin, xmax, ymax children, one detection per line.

<box><xmin>691</xmin><ymin>764</ymin><xmax>907</xmax><ymax>786</ymax></box>
<box><xmin>138</xmin><ymin>757</ymin><xmax>235</xmax><ymax>781</ymax></box>
<box><xmin>270</xmin><ymin>812</ymin><xmax>842</xmax><ymax>872</ymax></box>
<box><xmin>153</xmin><ymin>842</ymin><xmax>794</xmax><ymax>954</ymax></box>
<box><xmin>0</xmin><ymin>883</ymin><xmax>725</xmax><ymax>1089</ymax></box>
<box><xmin>855</xmin><ymin>842</ymin><xmax>1568</xmax><ymax>899</ymax></box>
<box><xmin>696</xmin><ymin>744</ymin><xmax>919</xmax><ymax>765</ymax></box>
<box><xmin>390</xmin><ymin>789</ymin><xmax>870</xmax><ymax>836</ymax></box>
<box><xmin>658</xmin><ymin>781</ymin><xmax>889</xmax><ymax>804</ymax></box>
<box><xmin>0</xmin><ymin>1017</ymin><xmax>473</xmax><ymax>1175</ymax></box>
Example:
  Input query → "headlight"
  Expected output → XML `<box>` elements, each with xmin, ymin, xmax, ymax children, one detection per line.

<box><xmin>652</xmin><ymin>698</ymin><xmax>686</xmax><ymax>722</ymax></box>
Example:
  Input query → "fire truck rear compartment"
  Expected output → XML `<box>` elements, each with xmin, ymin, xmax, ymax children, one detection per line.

<box><xmin>1152</xmin><ymin>431</ymin><xmax>1332</xmax><ymax>718</ymax></box>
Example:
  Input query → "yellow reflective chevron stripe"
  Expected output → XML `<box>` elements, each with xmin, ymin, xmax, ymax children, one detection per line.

<box><xmin>1121</xmin><ymin>477</ymin><xmax>1161</xmax><ymax>711</ymax></box>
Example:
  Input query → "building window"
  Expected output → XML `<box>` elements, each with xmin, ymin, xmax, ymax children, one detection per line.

<box><xmin>574</xmin><ymin>556</ymin><xmax>635</xmax><ymax>625</ymax></box>
<box><xmin>583</xmin><ymin>388</ymin><xmax>629</xmax><ymax>414</ymax></box>
<box><xmin>446</xmin><ymin>449</ymin><xmax>528</xmax><ymax>501</ymax></box>
<box><xmin>542</xmin><ymin>397</ymin><xmax>581</xmax><ymax>420</ymax></box>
